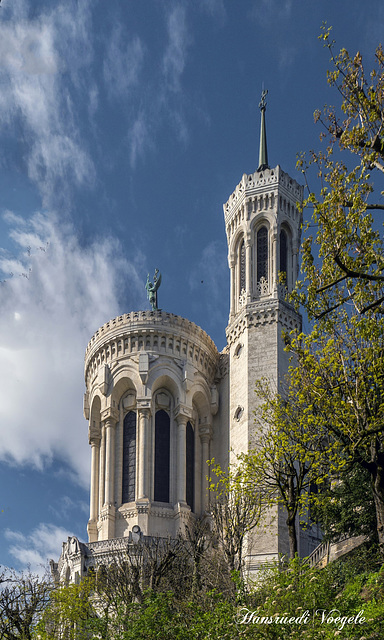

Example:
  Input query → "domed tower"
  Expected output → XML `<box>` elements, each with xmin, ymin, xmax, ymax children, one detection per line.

<box><xmin>84</xmin><ymin>310</ymin><xmax>220</xmax><ymax>543</ymax></box>
<box><xmin>224</xmin><ymin>91</ymin><xmax>304</xmax><ymax>564</ymax></box>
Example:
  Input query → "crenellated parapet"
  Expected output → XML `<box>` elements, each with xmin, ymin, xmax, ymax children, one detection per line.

<box><xmin>223</xmin><ymin>165</ymin><xmax>303</xmax><ymax>243</ymax></box>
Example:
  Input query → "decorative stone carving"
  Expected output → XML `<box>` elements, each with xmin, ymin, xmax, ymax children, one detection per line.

<box><xmin>239</xmin><ymin>288</ymin><xmax>247</xmax><ymax>307</ymax></box>
<box><xmin>83</xmin><ymin>392</ymin><xmax>90</xmax><ymax>420</ymax></box>
<box><xmin>155</xmin><ymin>392</ymin><xmax>170</xmax><ymax>409</ymax></box>
<box><xmin>210</xmin><ymin>385</ymin><xmax>219</xmax><ymax>415</ymax></box>
<box><xmin>123</xmin><ymin>393</ymin><xmax>136</xmax><ymax>409</ymax></box>
<box><xmin>139</xmin><ymin>352</ymin><xmax>149</xmax><ymax>383</ymax></box>
<box><xmin>256</xmin><ymin>276</ymin><xmax>269</xmax><ymax>297</ymax></box>
<box><xmin>99</xmin><ymin>363</ymin><xmax>110</xmax><ymax>396</ymax></box>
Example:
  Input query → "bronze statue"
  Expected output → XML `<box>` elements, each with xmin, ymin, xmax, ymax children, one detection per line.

<box><xmin>259</xmin><ymin>88</ymin><xmax>268</xmax><ymax>111</ymax></box>
<box><xmin>145</xmin><ymin>268</ymin><xmax>162</xmax><ymax>310</ymax></box>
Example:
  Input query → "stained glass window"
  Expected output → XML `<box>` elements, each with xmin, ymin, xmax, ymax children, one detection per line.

<box><xmin>154</xmin><ymin>410</ymin><xmax>170</xmax><ymax>502</ymax></box>
<box><xmin>122</xmin><ymin>411</ymin><xmax>136</xmax><ymax>503</ymax></box>
<box><xmin>186</xmin><ymin>421</ymin><xmax>195</xmax><ymax>511</ymax></box>
<box><xmin>257</xmin><ymin>227</ymin><xmax>268</xmax><ymax>283</ymax></box>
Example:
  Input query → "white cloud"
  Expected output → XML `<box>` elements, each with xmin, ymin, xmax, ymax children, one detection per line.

<box><xmin>250</xmin><ymin>0</ymin><xmax>292</xmax><ymax>27</ymax></box>
<box><xmin>5</xmin><ymin>523</ymin><xmax>75</xmax><ymax>574</ymax></box>
<box><xmin>49</xmin><ymin>495</ymin><xmax>88</xmax><ymax>520</ymax></box>
<box><xmin>0</xmin><ymin>212</ymin><xmax>145</xmax><ymax>485</ymax></box>
<box><xmin>128</xmin><ymin>111</ymin><xmax>151</xmax><ymax>169</ymax></box>
<box><xmin>162</xmin><ymin>5</ymin><xmax>190</xmax><ymax>93</ymax></box>
<box><xmin>103</xmin><ymin>27</ymin><xmax>145</xmax><ymax>99</ymax></box>
<box><xmin>198</xmin><ymin>0</ymin><xmax>227</xmax><ymax>22</ymax></box>
<box><xmin>0</xmin><ymin>0</ymin><xmax>95</xmax><ymax>208</ymax></box>
<box><xmin>278</xmin><ymin>45</ymin><xmax>297</xmax><ymax>73</ymax></box>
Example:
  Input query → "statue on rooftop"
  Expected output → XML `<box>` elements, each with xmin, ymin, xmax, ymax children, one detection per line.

<box><xmin>259</xmin><ymin>88</ymin><xmax>268</xmax><ymax>111</ymax></box>
<box><xmin>145</xmin><ymin>268</ymin><xmax>162</xmax><ymax>310</ymax></box>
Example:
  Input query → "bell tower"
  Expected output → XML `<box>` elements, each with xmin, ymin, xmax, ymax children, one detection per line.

<box><xmin>223</xmin><ymin>92</ymin><xmax>303</xmax><ymax>565</ymax></box>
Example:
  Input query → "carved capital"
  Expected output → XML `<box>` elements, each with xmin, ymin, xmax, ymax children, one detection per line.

<box><xmin>88</xmin><ymin>424</ymin><xmax>101</xmax><ymax>446</ymax></box>
<box><xmin>138</xmin><ymin>407</ymin><xmax>150</xmax><ymax>421</ymax></box>
<box><xmin>198</xmin><ymin>423</ymin><xmax>213</xmax><ymax>442</ymax></box>
<box><xmin>174</xmin><ymin>403</ymin><xmax>193</xmax><ymax>424</ymax></box>
<box><xmin>101</xmin><ymin>406</ymin><xmax>119</xmax><ymax>425</ymax></box>
<box><xmin>137</xmin><ymin>396</ymin><xmax>151</xmax><ymax>411</ymax></box>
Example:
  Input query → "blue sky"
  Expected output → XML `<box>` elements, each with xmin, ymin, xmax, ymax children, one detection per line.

<box><xmin>0</xmin><ymin>0</ymin><xmax>382</xmax><ymax>573</ymax></box>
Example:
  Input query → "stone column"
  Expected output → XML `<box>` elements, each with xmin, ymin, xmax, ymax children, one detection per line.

<box><xmin>89</xmin><ymin>426</ymin><xmax>101</xmax><ymax>521</ymax></box>
<box><xmin>229</xmin><ymin>257</ymin><xmax>235</xmax><ymax>317</ymax></box>
<box><xmin>176</xmin><ymin>414</ymin><xmax>188</xmax><ymax>505</ymax></box>
<box><xmin>137</xmin><ymin>407</ymin><xmax>150</xmax><ymax>500</ymax></box>
<box><xmin>100</xmin><ymin>407</ymin><xmax>119</xmax><ymax>540</ymax></box>
<box><xmin>102</xmin><ymin>407</ymin><xmax>119</xmax><ymax>507</ymax></box>
<box><xmin>98</xmin><ymin>425</ymin><xmax>105</xmax><ymax>512</ymax></box>
<box><xmin>88</xmin><ymin>424</ymin><xmax>101</xmax><ymax>543</ymax></box>
<box><xmin>293</xmin><ymin>243</ymin><xmax>300</xmax><ymax>285</ymax></box>
<box><xmin>272</xmin><ymin>230</ymin><xmax>278</xmax><ymax>295</ymax></box>
<box><xmin>245</xmin><ymin>234</ymin><xmax>252</xmax><ymax>302</ymax></box>
<box><xmin>199</xmin><ymin>424</ymin><xmax>212</xmax><ymax>512</ymax></box>
<box><xmin>104</xmin><ymin>418</ymin><xmax>116</xmax><ymax>506</ymax></box>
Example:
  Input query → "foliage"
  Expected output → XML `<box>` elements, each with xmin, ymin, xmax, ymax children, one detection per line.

<box><xmin>284</xmin><ymin>28</ymin><xmax>384</xmax><ymax>555</ymax></box>
<box><xmin>239</xmin><ymin>555</ymin><xmax>384</xmax><ymax>640</ymax></box>
<box><xmin>238</xmin><ymin>378</ymin><xmax>335</xmax><ymax>558</ymax></box>
<box><xmin>208</xmin><ymin>460</ymin><xmax>265</xmax><ymax>579</ymax></box>
<box><xmin>297</xmin><ymin>24</ymin><xmax>384</xmax><ymax>319</ymax></box>
<box><xmin>35</xmin><ymin>574</ymin><xmax>100</xmax><ymax>640</ymax></box>
<box><xmin>312</xmin><ymin>464</ymin><xmax>377</xmax><ymax>543</ymax></box>
<box><xmin>0</xmin><ymin>567</ymin><xmax>52</xmax><ymax>640</ymax></box>
<box><xmin>33</xmin><ymin>553</ymin><xmax>384</xmax><ymax>640</ymax></box>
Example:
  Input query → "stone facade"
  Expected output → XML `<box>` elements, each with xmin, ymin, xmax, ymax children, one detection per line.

<box><xmin>54</xmin><ymin>161</ymin><xmax>322</xmax><ymax>583</ymax></box>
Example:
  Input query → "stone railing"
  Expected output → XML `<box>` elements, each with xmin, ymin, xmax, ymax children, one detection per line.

<box><xmin>84</xmin><ymin>310</ymin><xmax>220</xmax><ymax>386</ymax></box>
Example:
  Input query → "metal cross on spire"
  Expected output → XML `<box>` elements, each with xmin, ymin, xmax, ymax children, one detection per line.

<box><xmin>257</xmin><ymin>88</ymin><xmax>269</xmax><ymax>172</ymax></box>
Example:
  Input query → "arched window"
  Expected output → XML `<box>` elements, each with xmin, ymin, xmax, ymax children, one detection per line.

<box><xmin>186</xmin><ymin>421</ymin><xmax>195</xmax><ymax>511</ymax></box>
<box><xmin>122</xmin><ymin>411</ymin><xmax>136</xmax><ymax>503</ymax></box>
<box><xmin>279</xmin><ymin>229</ymin><xmax>288</xmax><ymax>285</ymax></box>
<box><xmin>154</xmin><ymin>410</ymin><xmax>170</xmax><ymax>502</ymax></box>
<box><xmin>239</xmin><ymin>240</ymin><xmax>245</xmax><ymax>293</ymax></box>
<box><xmin>257</xmin><ymin>226</ymin><xmax>268</xmax><ymax>283</ymax></box>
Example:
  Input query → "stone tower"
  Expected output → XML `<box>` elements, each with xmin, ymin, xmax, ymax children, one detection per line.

<box><xmin>54</xmin><ymin>96</ymin><xmax>322</xmax><ymax>584</ymax></box>
<box><xmin>223</xmin><ymin>93</ymin><xmax>304</xmax><ymax>566</ymax></box>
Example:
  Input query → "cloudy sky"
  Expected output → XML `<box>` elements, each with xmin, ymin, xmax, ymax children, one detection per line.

<box><xmin>0</xmin><ymin>0</ymin><xmax>382</xmax><ymax>573</ymax></box>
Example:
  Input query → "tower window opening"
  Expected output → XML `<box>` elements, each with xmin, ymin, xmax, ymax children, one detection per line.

<box><xmin>122</xmin><ymin>411</ymin><xmax>136</xmax><ymax>503</ymax></box>
<box><xmin>154</xmin><ymin>410</ymin><xmax>170</xmax><ymax>502</ymax></box>
<box><xmin>279</xmin><ymin>229</ymin><xmax>288</xmax><ymax>285</ymax></box>
<box><xmin>186</xmin><ymin>421</ymin><xmax>195</xmax><ymax>511</ymax></box>
<box><xmin>257</xmin><ymin>227</ymin><xmax>268</xmax><ymax>283</ymax></box>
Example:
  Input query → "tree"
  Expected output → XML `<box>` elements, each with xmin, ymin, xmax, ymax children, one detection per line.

<box><xmin>282</xmin><ymin>28</ymin><xmax>384</xmax><ymax>557</ymax></box>
<box><xmin>287</xmin><ymin>313</ymin><xmax>384</xmax><ymax>556</ymax></box>
<box><xmin>0</xmin><ymin>568</ymin><xmax>52</xmax><ymax>640</ymax></box>
<box><xmin>238</xmin><ymin>379</ymin><xmax>335</xmax><ymax>559</ymax></box>
<box><xmin>208</xmin><ymin>461</ymin><xmax>264</xmax><ymax>582</ymax></box>
<box><xmin>297</xmin><ymin>25</ymin><xmax>384</xmax><ymax>320</ymax></box>
<box><xmin>312</xmin><ymin>463</ymin><xmax>377</xmax><ymax>543</ymax></box>
<box><xmin>35</xmin><ymin>575</ymin><xmax>100</xmax><ymax>640</ymax></box>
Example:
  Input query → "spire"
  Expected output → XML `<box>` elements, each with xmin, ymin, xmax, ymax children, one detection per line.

<box><xmin>257</xmin><ymin>89</ymin><xmax>269</xmax><ymax>172</ymax></box>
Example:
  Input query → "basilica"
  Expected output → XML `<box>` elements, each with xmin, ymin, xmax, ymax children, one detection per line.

<box><xmin>53</xmin><ymin>100</ymin><xmax>321</xmax><ymax>583</ymax></box>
